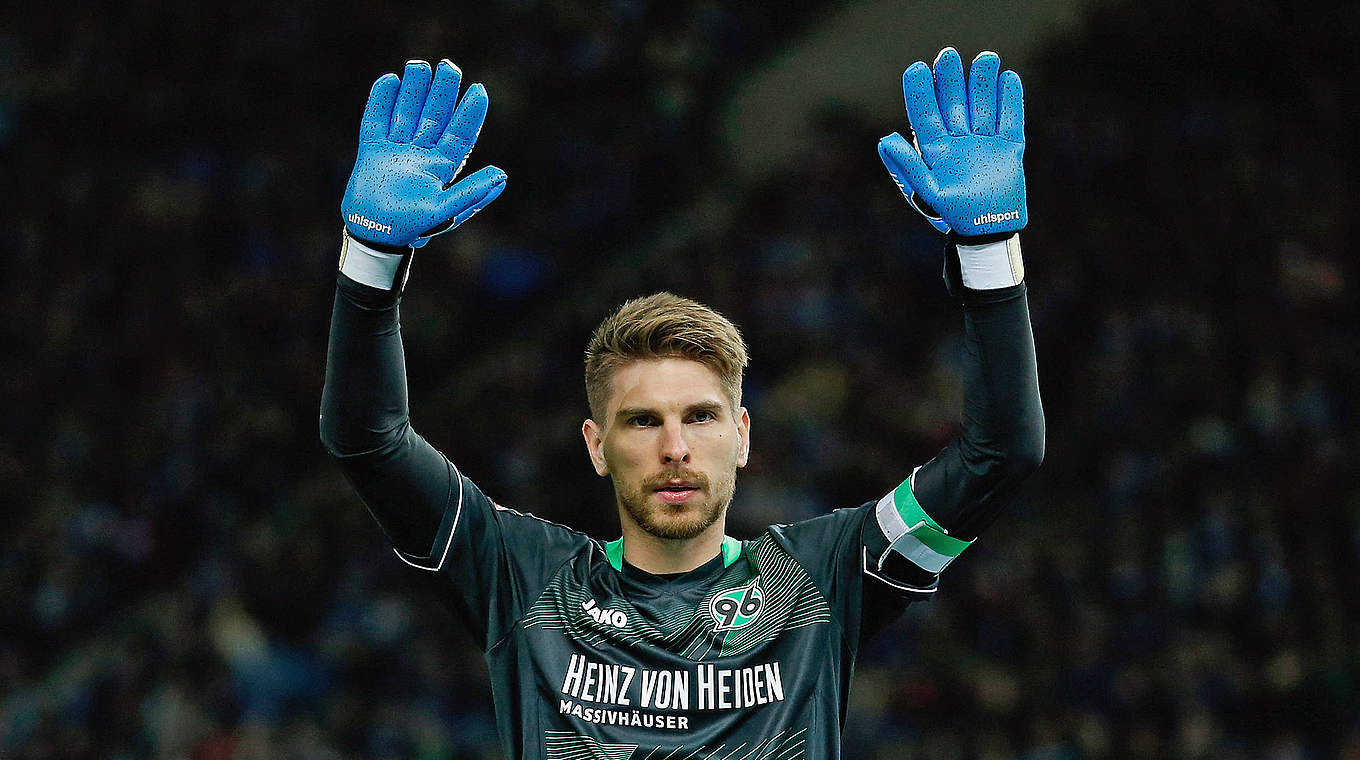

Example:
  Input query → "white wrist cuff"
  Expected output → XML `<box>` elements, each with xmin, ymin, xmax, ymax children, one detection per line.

<box><xmin>339</xmin><ymin>231</ymin><xmax>408</xmax><ymax>290</ymax></box>
<box><xmin>956</xmin><ymin>234</ymin><xmax>1024</xmax><ymax>290</ymax></box>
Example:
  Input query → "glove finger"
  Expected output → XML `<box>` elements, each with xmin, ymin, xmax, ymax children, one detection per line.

<box><xmin>359</xmin><ymin>73</ymin><xmax>401</xmax><ymax>142</ymax></box>
<box><xmin>913</xmin><ymin>199</ymin><xmax>951</xmax><ymax>234</ymax></box>
<box><xmin>997</xmin><ymin>69</ymin><xmax>1025</xmax><ymax>142</ymax></box>
<box><xmin>424</xmin><ymin>165</ymin><xmax>507</xmax><ymax>235</ymax></box>
<box><xmin>437</xmin><ymin>83</ymin><xmax>489</xmax><ymax>177</ymax></box>
<box><xmin>933</xmin><ymin>47</ymin><xmax>969</xmax><ymax>135</ymax></box>
<box><xmin>968</xmin><ymin>51</ymin><xmax>1001</xmax><ymax>136</ymax></box>
<box><xmin>899</xmin><ymin>178</ymin><xmax>951</xmax><ymax>234</ymax></box>
<box><xmin>879</xmin><ymin>136</ymin><xmax>951</xmax><ymax>234</ymax></box>
<box><xmin>389</xmin><ymin>60</ymin><xmax>434</xmax><ymax>143</ymax></box>
<box><xmin>902</xmin><ymin>62</ymin><xmax>947</xmax><ymax>146</ymax></box>
<box><xmin>413</xmin><ymin>59</ymin><xmax>463</xmax><ymax>148</ymax></box>
<box><xmin>878</xmin><ymin>132</ymin><xmax>941</xmax><ymax>202</ymax></box>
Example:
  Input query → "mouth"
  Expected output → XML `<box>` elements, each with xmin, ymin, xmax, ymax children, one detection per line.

<box><xmin>653</xmin><ymin>481</ymin><xmax>701</xmax><ymax>505</ymax></box>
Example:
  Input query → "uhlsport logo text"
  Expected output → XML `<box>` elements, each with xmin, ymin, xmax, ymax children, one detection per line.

<box><xmin>348</xmin><ymin>213</ymin><xmax>393</xmax><ymax>236</ymax></box>
<box><xmin>972</xmin><ymin>209</ymin><xmax>1021</xmax><ymax>226</ymax></box>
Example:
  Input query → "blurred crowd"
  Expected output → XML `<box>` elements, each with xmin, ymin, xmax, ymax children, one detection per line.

<box><xmin>2</xmin><ymin>0</ymin><xmax>1357</xmax><ymax>758</ymax></box>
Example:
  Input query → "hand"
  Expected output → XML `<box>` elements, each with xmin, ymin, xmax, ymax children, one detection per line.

<box><xmin>878</xmin><ymin>48</ymin><xmax>1026</xmax><ymax>239</ymax></box>
<box><xmin>341</xmin><ymin>60</ymin><xmax>507</xmax><ymax>249</ymax></box>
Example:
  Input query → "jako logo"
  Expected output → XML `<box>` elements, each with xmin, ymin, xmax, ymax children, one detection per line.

<box><xmin>972</xmin><ymin>210</ymin><xmax>1021</xmax><ymax>226</ymax></box>
<box><xmin>582</xmin><ymin>598</ymin><xmax>628</xmax><ymax>628</ymax></box>
<box><xmin>348</xmin><ymin>213</ymin><xmax>393</xmax><ymax>236</ymax></box>
<box><xmin>709</xmin><ymin>578</ymin><xmax>764</xmax><ymax>632</ymax></box>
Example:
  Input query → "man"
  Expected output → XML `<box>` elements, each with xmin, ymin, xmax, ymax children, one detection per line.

<box><xmin>321</xmin><ymin>47</ymin><xmax>1043</xmax><ymax>759</ymax></box>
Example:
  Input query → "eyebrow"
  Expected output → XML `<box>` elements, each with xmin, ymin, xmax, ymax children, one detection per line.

<box><xmin>614</xmin><ymin>400</ymin><xmax>727</xmax><ymax>420</ymax></box>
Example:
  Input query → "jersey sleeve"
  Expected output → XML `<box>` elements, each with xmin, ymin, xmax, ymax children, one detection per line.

<box><xmin>870</xmin><ymin>255</ymin><xmax>1044</xmax><ymax>587</ymax></box>
<box><xmin>399</xmin><ymin>457</ymin><xmax>592</xmax><ymax>652</ymax></box>
<box><xmin>769</xmin><ymin>503</ymin><xmax>936</xmax><ymax>648</ymax></box>
<box><xmin>769</xmin><ymin>246</ymin><xmax>1044</xmax><ymax>645</ymax></box>
<box><xmin>907</xmin><ymin>256</ymin><xmax>1046</xmax><ymax>541</ymax></box>
<box><xmin>320</xmin><ymin>271</ymin><xmax>589</xmax><ymax>651</ymax></box>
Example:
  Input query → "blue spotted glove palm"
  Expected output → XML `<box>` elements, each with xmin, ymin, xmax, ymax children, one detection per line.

<box><xmin>341</xmin><ymin>60</ymin><xmax>506</xmax><ymax>251</ymax></box>
<box><xmin>878</xmin><ymin>48</ymin><xmax>1025</xmax><ymax>239</ymax></box>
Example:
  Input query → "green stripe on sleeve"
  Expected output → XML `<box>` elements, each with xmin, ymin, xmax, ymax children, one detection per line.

<box><xmin>874</xmin><ymin>476</ymin><xmax>974</xmax><ymax>574</ymax></box>
<box><xmin>892</xmin><ymin>478</ymin><xmax>945</xmax><ymax>534</ymax></box>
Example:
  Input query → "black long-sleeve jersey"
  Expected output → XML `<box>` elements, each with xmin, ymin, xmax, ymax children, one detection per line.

<box><xmin>320</xmin><ymin>244</ymin><xmax>1044</xmax><ymax>759</ymax></box>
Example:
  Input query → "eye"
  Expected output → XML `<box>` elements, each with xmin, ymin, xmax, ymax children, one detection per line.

<box><xmin>628</xmin><ymin>415</ymin><xmax>657</xmax><ymax>427</ymax></box>
<box><xmin>690</xmin><ymin>409</ymin><xmax>716</xmax><ymax>423</ymax></box>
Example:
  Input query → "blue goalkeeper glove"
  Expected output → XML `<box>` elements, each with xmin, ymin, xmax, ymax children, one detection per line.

<box><xmin>878</xmin><ymin>48</ymin><xmax>1025</xmax><ymax>239</ymax></box>
<box><xmin>341</xmin><ymin>59</ymin><xmax>506</xmax><ymax>256</ymax></box>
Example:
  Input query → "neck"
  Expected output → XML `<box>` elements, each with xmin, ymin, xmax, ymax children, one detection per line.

<box><xmin>618</xmin><ymin>518</ymin><xmax>726</xmax><ymax>574</ymax></box>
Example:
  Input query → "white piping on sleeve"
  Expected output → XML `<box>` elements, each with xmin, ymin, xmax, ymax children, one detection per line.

<box><xmin>862</xmin><ymin>547</ymin><xmax>938</xmax><ymax>595</ymax></box>
<box><xmin>392</xmin><ymin>461</ymin><xmax>465</xmax><ymax>572</ymax></box>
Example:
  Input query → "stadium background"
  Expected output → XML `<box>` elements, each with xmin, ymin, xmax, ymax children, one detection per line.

<box><xmin>3</xmin><ymin>0</ymin><xmax>1358</xmax><ymax>757</ymax></box>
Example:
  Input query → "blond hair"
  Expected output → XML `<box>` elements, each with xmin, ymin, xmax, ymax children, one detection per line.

<box><xmin>585</xmin><ymin>292</ymin><xmax>748</xmax><ymax>421</ymax></box>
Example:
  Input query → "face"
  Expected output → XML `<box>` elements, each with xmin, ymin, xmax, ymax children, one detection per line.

<box><xmin>582</xmin><ymin>358</ymin><xmax>750</xmax><ymax>541</ymax></box>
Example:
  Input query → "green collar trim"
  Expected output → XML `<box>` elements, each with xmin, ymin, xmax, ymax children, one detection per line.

<box><xmin>604</xmin><ymin>536</ymin><xmax>743</xmax><ymax>572</ymax></box>
<box><xmin>605</xmin><ymin>537</ymin><xmax>625</xmax><ymax>570</ymax></box>
<box><xmin>720</xmin><ymin>536</ymin><xmax>744</xmax><ymax>567</ymax></box>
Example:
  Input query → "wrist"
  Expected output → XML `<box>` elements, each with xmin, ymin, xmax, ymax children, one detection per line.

<box><xmin>953</xmin><ymin>233</ymin><xmax>1024</xmax><ymax>290</ymax></box>
<box><xmin>338</xmin><ymin>229</ymin><xmax>413</xmax><ymax>291</ymax></box>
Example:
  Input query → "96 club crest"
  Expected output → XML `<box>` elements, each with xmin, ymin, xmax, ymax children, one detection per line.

<box><xmin>709</xmin><ymin>578</ymin><xmax>764</xmax><ymax>631</ymax></box>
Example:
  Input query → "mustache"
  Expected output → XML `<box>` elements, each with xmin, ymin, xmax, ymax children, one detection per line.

<box><xmin>643</xmin><ymin>470</ymin><xmax>709</xmax><ymax>490</ymax></box>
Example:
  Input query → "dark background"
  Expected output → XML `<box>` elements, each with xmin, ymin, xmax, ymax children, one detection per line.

<box><xmin>3</xmin><ymin>1</ymin><xmax>1358</xmax><ymax>757</ymax></box>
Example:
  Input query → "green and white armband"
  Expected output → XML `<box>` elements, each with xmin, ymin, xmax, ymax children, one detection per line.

<box><xmin>874</xmin><ymin>470</ymin><xmax>974</xmax><ymax>574</ymax></box>
<box><xmin>339</xmin><ymin>230</ymin><xmax>412</xmax><ymax>291</ymax></box>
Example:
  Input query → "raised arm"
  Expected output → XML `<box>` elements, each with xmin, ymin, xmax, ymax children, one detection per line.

<box><xmin>874</xmin><ymin>48</ymin><xmax>1044</xmax><ymax>581</ymax></box>
<box><xmin>319</xmin><ymin>60</ymin><xmax>506</xmax><ymax>557</ymax></box>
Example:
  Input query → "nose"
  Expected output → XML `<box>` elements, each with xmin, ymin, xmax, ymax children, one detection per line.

<box><xmin>659</xmin><ymin>419</ymin><xmax>691</xmax><ymax>464</ymax></box>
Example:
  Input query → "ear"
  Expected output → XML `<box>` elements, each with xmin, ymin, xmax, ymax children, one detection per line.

<box><xmin>582</xmin><ymin>418</ymin><xmax>609</xmax><ymax>476</ymax></box>
<box><xmin>735</xmin><ymin>407</ymin><xmax>751</xmax><ymax>468</ymax></box>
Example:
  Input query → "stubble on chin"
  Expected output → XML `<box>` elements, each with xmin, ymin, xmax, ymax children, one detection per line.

<box><xmin>616</xmin><ymin>471</ymin><xmax>736</xmax><ymax>541</ymax></box>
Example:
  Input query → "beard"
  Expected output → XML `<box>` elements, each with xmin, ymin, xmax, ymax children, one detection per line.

<box><xmin>615</xmin><ymin>467</ymin><xmax>736</xmax><ymax>540</ymax></box>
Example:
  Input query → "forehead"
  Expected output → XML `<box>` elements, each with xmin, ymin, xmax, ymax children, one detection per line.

<box><xmin>606</xmin><ymin>358</ymin><xmax>729</xmax><ymax>414</ymax></box>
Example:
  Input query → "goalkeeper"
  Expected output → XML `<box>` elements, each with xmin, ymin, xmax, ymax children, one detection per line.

<box><xmin>321</xmin><ymin>49</ymin><xmax>1043</xmax><ymax>758</ymax></box>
